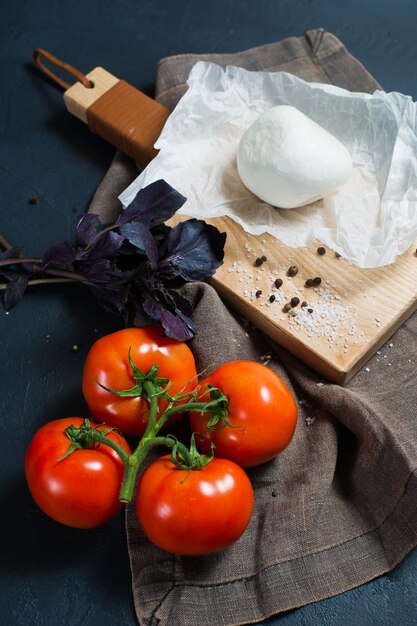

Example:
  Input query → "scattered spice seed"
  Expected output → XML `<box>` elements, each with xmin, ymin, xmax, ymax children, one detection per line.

<box><xmin>287</xmin><ymin>265</ymin><xmax>298</xmax><ymax>277</ymax></box>
<box><xmin>261</xmin><ymin>255</ymin><xmax>267</xmax><ymax>262</ymax></box>
<box><xmin>301</xmin><ymin>301</ymin><xmax>308</xmax><ymax>308</ymax></box>
<box><xmin>335</xmin><ymin>252</ymin><xmax>341</xmax><ymax>258</ymax></box>
<box><xmin>255</xmin><ymin>290</ymin><xmax>262</xmax><ymax>298</ymax></box>
<box><xmin>305</xmin><ymin>278</ymin><xmax>315</xmax><ymax>287</ymax></box>
<box><xmin>290</xmin><ymin>297</ymin><xmax>300</xmax><ymax>307</ymax></box>
<box><xmin>313</xmin><ymin>276</ymin><xmax>322</xmax><ymax>286</ymax></box>
<box><xmin>269</xmin><ymin>295</ymin><xmax>276</xmax><ymax>303</ymax></box>
<box><xmin>254</xmin><ymin>257</ymin><xmax>263</xmax><ymax>267</ymax></box>
<box><xmin>317</xmin><ymin>246</ymin><xmax>326</xmax><ymax>255</ymax></box>
<box><xmin>29</xmin><ymin>195</ymin><xmax>40</xmax><ymax>205</ymax></box>
<box><xmin>283</xmin><ymin>303</ymin><xmax>292</xmax><ymax>312</ymax></box>
<box><xmin>307</xmin><ymin>308</ymin><xmax>314</xmax><ymax>313</ymax></box>
<box><xmin>274</xmin><ymin>278</ymin><xmax>283</xmax><ymax>288</ymax></box>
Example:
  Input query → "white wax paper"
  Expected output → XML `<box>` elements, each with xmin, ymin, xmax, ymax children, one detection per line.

<box><xmin>120</xmin><ymin>61</ymin><xmax>417</xmax><ymax>268</ymax></box>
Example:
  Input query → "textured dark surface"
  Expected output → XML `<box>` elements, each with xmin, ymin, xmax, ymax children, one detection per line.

<box><xmin>1</xmin><ymin>1</ymin><xmax>416</xmax><ymax>625</ymax></box>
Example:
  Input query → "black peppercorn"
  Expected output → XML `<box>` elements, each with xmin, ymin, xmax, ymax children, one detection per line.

<box><xmin>274</xmin><ymin>278</ymin><xmax>283</xmax><ymax>288</ymax></box>
<box><xmin>269</xmin><ymin>294</ymin><xmax>276</xmax><ymax>303</ymax></box>
<box><xmin>335</xmin><ymin>251</ymin><xmax>341</xmax><ymax>258</ymax></box>
<box><xmin>283</xmin><ymin>303</ymin><xmax>292</xmax><ymax>312</ymax></box>
<box><xmin>313</xmin><ymin>276</ymin><xmax>322</xmax><ymax>285</ymax></box>
<box><xmin>290</xmin><ymin>297</ymin><xmax>300</xmax><ymax>307</ymax></box>
<box><xmin>255</xmin><ymin>257</ymin><xmax>263</xmax><ymax>267</ymax></box>
<box><xmin>307</xmin><ymin>308</ymin><xmax>314</xmax><ymax>313</ymax></box>
<box><xmin>29</xmin><ymin>195</ymin><xmax>40</xmax><ymax>205</ymax></box>
<box><xmin>317</xmin><ymin>246</ymin><xmax>326</xmax><ymax>255</ymax></box>
<box><xmin>301</xmin><ymin>301</ymin><xmax>308</xmax><ymax>308</ymax></box>
<box><xmin>305</xmin><ymin>278</ymin><xmax>314</xmax><ymax>287</ymax></box>
<box><xmin>255</xmin><ymin>290</ymin><xmax>262</xmax><ymax>298</ymax></box>
<box><xmin>287</xmin><ymin>265</ymin><xmax>298</xmax><ymax>277</ymax></box>
<box><xmin>261</xmin><ymin>255</ymin><xmax>267</xmax><ymax>262</ymax></box>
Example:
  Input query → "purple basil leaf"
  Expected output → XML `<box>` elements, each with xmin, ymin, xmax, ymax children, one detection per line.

<box><xmin>142</xmin><ymin>297</ymin><xmax>163</xmax><ymax>320</ymax></box>
<box><xmin>76</xmin><ymin>214</ymin><xmax>102</xmax><ymax>247</ymax></box>
<box><xmin>4</xmin><ymin>275</ymin><xmax>30</xmax><ymax>310</ymax></box>
<box><xmin>92</xmin><ymin>286</ymin><xmax>129</xmax><ymax>315</ymax></box>
<box><xmin>87</xmin><ymin>230</ymin><xmax>124</xmax><ymax>260</ymax></box>
<box><xmin>160</xmin><ymin>309</ymin><xmax>195</xmax><ymax>341</ymax></box>
<box><xmin>82</xmin><ymin>258</ymin><xmax>130</xmax><ymax>286</ymax></box>
<box><xmin>42</xmin><ymin>241</ymin><xmax>76</xmax><ymax>270</ymax></box>
<box><xmin>158</xmin><ymin>219</ymin><xmax>226</xmax><ymax>282</ymax></box>
<box><xmin>120</xmin><ymin>223</ymin><xmax>158</xmax><ymax>268</ymax></box>
<box><xmin>118</xmin><ymin>180</ymin><xmax>187</xmax><ymax>228</ymax></box>
<box><xmin>1</xmin><ymin>246</ymin><xmax>21</xmax><ymax>260</ymax></box>
<box><xmin>84</xmin><ymin>260</ymin><xmax>131</xmax><ymax>316</ymax></box>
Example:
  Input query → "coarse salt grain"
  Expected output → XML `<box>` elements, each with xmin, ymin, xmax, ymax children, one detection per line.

<box><xmin>286</xmin><ymin>286</ymin><xmax>361</xmax><ymax>348</ymax></box>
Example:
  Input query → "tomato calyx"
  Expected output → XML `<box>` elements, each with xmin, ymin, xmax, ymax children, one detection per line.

<box><xmin>59</xmin><ymin>418</ymin><xmax>130</xmax><ymax>464</ymax></box>
<box><xmin>97</xmin><ymin>347</ymin><xmax>172</xmax><ymax>402</ymax></box>
<box><xmin>168</xmin><ymin>433</ymin><xmax>215</xmax><ymax>472</ymax></box>
<box><xmin>199</xmin><ymin>385</ymin><xmax>244</xmax><ymax>432</ymax></box>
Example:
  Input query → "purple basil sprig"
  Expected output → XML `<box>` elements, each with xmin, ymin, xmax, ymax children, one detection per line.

<box><xmin>0</xmin><ymin>180</ymin><xmax>226</xmax><ymax>341</ymax></box>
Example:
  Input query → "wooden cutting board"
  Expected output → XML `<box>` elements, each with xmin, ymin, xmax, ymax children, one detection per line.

<box><xmin>203</xmin><ymin>216</ymin><xmax>417</xmax><ymax>385</ymax></box>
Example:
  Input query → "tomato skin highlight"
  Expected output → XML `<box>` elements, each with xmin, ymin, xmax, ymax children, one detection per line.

<box><xmin>25</xmin><ymin>417</ymin><xmax>131</xmax><ymax>529</ymax></box>
<box><xmin>82</xmin><ymin>327</ymin><xmax>198</xmax><ymax>437</ymax></box>
<box><xmin>136</xmin><ymin>455</ymin><xmax>254</xmax><ymax>555</ymax></box>
<box><xmin>190</xmin><ymin>360</ymin><xmax>297</xmax><ymax>468</ymax></box>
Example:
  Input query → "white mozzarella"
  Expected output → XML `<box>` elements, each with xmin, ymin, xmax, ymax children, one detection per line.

<box><xmin>237</xmin><ymin>105</ymin><xmax>353</xmax><ymax>209</ymax></box>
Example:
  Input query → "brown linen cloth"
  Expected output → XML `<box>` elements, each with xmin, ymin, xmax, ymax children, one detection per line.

<box><xmin>89</xmin><ymin>29</ymin><xmax>417</xmax><ymax>626</ymax></box>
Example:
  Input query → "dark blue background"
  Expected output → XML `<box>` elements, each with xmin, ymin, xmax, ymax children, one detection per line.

<box><xmin>1</xmin><ymin>1</ymin><xmax>416</xmax><ymax>624</ymax></box>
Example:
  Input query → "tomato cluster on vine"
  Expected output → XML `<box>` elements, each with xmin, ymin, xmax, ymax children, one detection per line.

<box><xmin>25</xmin><ymin>327</ymin><xmax>297</xmax><ymax>555</ymax></box>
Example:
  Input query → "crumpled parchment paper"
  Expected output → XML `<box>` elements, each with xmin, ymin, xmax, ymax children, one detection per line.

<box><xmin>119</xmin><ymin>61</ymin><xmax>417</xmax><ymax>268</ymax></box>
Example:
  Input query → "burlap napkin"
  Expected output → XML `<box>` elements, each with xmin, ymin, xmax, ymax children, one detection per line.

<box><xmin>89</xmin><ymin>29</ymin><xmax>417</xmax><ymax>626</ymax></box>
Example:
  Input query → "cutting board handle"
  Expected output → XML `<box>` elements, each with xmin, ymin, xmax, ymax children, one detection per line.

<box><xmin>33</xmin><ymin>48</ymin><xmax>170</xmax><ymax>167</ymax></box>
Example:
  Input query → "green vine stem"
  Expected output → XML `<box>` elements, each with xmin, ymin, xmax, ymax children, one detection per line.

<box><xmin>62</xmin><ymin>359</ymin><xmax>229</xmax><ymax>504</ymax></box>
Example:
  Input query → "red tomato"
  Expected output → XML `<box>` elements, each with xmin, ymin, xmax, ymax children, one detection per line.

<box><xmin>136</xmin><ymin>455</ymin><xmax>254</xmax><ymax>555</ymax></box>
<box><xmin>82</xmin><ymin>327</ymin><xmax>197</xmax><ymax>437</ymax></box>
<box><xmin>25</xmin><ymin>417</ymin><xmax>131</xmax><ymax>529</ymax></box>
<box><xmin>190</xmin><ymin>360</ymin><xmax>297</xmax><ymax>468</ymax></box>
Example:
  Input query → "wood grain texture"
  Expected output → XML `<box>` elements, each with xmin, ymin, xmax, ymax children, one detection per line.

<box><xmin>63</xmin><ymin>67</ymin><xmax>119</xmax><ymax>122</ymax></box>
<box><xmin>197</xmin><ymin>216</ymin><xmax>417</xmax><ymax>384</ymax></box>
